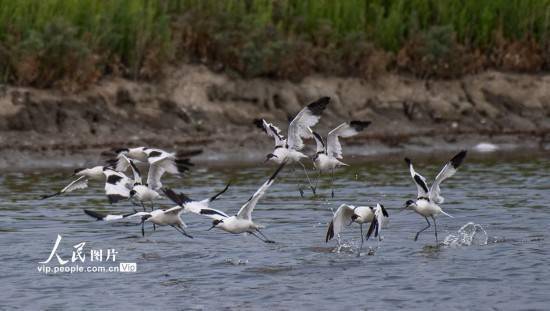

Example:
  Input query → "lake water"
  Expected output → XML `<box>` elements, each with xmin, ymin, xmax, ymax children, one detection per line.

<box><xmin>1</xmin><ymin>152</ymin><xmax>549</xmax><ymax>310</ymax></box>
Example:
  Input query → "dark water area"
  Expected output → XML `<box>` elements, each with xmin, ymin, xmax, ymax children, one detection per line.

<box><xmin>1</xmin><ymin>153</ymin><xmax>549</xmax><ymax>310</ymax></box>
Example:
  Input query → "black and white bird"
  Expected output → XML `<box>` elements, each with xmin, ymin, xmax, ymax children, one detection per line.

<box><xmin>254</xmin><ymin>96</ymin><xmax>330</xmax><ymax>196</ymax></box>
<box><xmin>311</xmin><ymin>120</ymin><xmax>371</xmax><ymax>197</ymax></box>
<box><xmin>102</xmin><ymin>167</ymin><xmax>135</xmax><ymax>204</ymax></box>
<box><xmin>83</xmin><ymin>208</ymin><xmax>193</xmax><ymax>239</ymax></box>
<box><xmin>403</xmin><ymin>150</ymin><xmax>467</xmax><ymax>243</ymax></box>
<box><xmin>110</xmin><ymin>147</ymin><xmax>193</xmax><ymax>191</ymax></box>
<box><xmin>116</xmin><ymin>154</ymin><xmax>161</xmax><ymax>211</ymax></box>
<box><xmin>41</xmin><ymin>166</ymin><xmax>107</xmax><ymax>199</ymax></box>
<box><xmin>326</xmin><ymin>203</ymin><xmax>389</xmax><ymax>253</ymax></box>
<box><xmin>164</xmin><ymin>163</ymin><xmax>285</xmax><ymax>243</ymax></box>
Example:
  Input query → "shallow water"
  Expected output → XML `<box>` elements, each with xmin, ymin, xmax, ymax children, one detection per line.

<box><xmin>1</xmin><ymin>153</ymin><xmax>549</xmax><ymax>310</ymax></box>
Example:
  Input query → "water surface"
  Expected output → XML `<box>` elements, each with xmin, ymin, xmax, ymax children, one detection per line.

<box><xmin>1</xmin><ymin>153</ymin><xmax>549</xmax><ymax>310</ymax></box>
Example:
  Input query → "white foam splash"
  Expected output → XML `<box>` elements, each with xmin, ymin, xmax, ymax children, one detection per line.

<box><xmin>443</xmin><ymin>222</ymin><xmax>488</xmax><ymax>247</ymax></box>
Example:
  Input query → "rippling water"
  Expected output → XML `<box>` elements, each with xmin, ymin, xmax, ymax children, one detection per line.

<box><xmin>1</xmin><ymin>153</ymin><xmax>549</xmax><ymax>310</ymax></box>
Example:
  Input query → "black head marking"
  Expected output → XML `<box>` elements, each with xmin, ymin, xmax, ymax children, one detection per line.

<box><xmin>351</xmin><ymin>214</ymin><xmax>359</xmax><ymax>221</ymax></box>
<box><xmin>265</xmin><ymin>153</ymin><xmax>277</xmax><ymax>161</ymax></box>
<box><xmin>379</xmin><ymin>204</ymin><xmax>389</xmax><ymax>217</ymax></box>
<box><xmin>405</xmin><ymin>199</ymin><xmax>415</xmax><ymax>206</ymax></box>
<box><xmin>129</xmin><ymin>190</ymin><xmax>136</xmax><ymax>196</ymax></box>
<box><xmin>404</xmin><ymin>157</ymin><xmax>412</xmax><ymax>166</ymax></box>
<box><xmin>73</xmin><ymin>168</ymin><xmax>85</xmax><ymax>174</ymax></box>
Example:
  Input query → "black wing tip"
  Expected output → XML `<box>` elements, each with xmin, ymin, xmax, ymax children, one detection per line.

<box><xmin>162</xmin><ymin>187</ymin><xmax>181</xmax><ymax>205</ymax></box>
<box><xmin>84</xmin><ymin>209</ymin><xmax>105</xmax><ymax>220</ymax></box>
<box><xmin>349</xmin><ymin>120</ymin><xmax>371</xmax><ymax>131</ymax></box>
<box><xmin>307</xmin><ymin>96</ymin><xmax>331</xmax><ymax>115</ymax></box>
<box><xmin>209</xmin><ymin>183</ymin><xmax>230</xmax><ymax>202</ymax></box>
<box><xmin>450</xmin><ymin>150</ymin><xmax>468</xmax><ymax>168</ymax></box>
<box><xmin>366</xmin><ymin>217</ymin><xmax>378</xmax><ymax>240</ymax></box>
<box><xmin>40</xmin><ymin>192</ymin><xmax>61</xmax><ymax>200</ymax></box>
<box><xmin>253</xmin><ymin>118</ymin><xmax>266</xmax><ymax>132</ymax></box>
<box><xmin>380</xmin><ymin>204</ymin><xmax>389</xmax><ymax>217</ymax></box>
<box><xmin>325</xmin><ymin>221</ymin><xmax>334</xmax><ymax>243</ymax></box>
<box><xmin>176</xmin><ymin>149</ymin><xmax>203</xmax><ymax>158</ymax></box>
<box><xmin>176</xmin><ymin>158</ymin><xmax>194</xmax><ymax>174</ymax></box>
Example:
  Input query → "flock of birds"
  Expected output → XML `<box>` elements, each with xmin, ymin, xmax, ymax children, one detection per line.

<box><xmin>42</xmin><ymin>96</ymin><xmax>468</xmax><ymax>252</ymax></box>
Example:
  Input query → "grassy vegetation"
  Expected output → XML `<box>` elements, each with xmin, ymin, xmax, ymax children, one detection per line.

<box><xmin>0</xmin><ymin>0</ymin><xmax>549</xmax><ymax>88</ymax></box>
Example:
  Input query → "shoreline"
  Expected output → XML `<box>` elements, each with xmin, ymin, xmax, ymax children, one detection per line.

<box><xmin>1</xmin><ymin>65</ymin><xmax>549</xmax><ymax>169</ymax></box>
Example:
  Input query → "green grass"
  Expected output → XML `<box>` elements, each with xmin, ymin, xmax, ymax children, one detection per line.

<box><xmin>0</xmin><ymin>0</ymin><xmax>549</xmax><ymax>87</ymax></box>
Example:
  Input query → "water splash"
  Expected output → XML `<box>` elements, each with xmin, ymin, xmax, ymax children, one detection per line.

<box><xmin>444</xmin><ymin>222</ymin><xmax>488</xmax><ymax>247</ymax></box>
<box><xmin>224</xmin><ymin>258</ymin><xmax>248</xmax><ymax>265</ymax></box>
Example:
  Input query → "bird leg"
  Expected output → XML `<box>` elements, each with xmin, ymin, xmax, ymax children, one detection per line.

<box><xmin>141</xmin><ymin>220</ymin><xmax>145</xmax><ymax>237</ymax></box>
<box><xmin>141</xmin><ymin>201</ymin><xmax>146</xmax><ymax>212</ymax></box>
<box><xmin>431</xmin><ymin>216</ymin><xmax>438</xmax><ymax>244</ymax></box>
<box><xmin>358</xmin><ymin>223</ymin><xmax>364</xmax><ymax>255</ymax></box>
<box><xmin>150</xmin><ymin>201</ymin><xmax>156</xmax><ymax>231</ymax></box>
<box><xmin>414</xmin><ymin>217</ymin><xmax>431</xmax><ymax>241</ymax></box>
<box><xmin>313</xmin><ymin>170</ymin><xmax>321</xmax><ymax>195</ymax></box>
<box><xmin>291</xmin><ymin>166</ymin><xmax>305</xmax><ymax>197</ymax></box>
<box><xmin>298</xmin><ymin>161</ymin><xmax>316</xmax><ymax>195</ymax></box>
<box><xmin>250</xmin><ymin>231</ymin><xmax>274</xmax><ymax>244</ymax></box>
<box><xmin>256</xmin><ymin>229</ymin><xmax>275</xmax><ymax>243</ymax></box>
<box><xmin>331</xmin><ymin>168</ymin><xmax>335</xmax><ymax>198</ymax></box>
<box><xmin>173</xmin><ymin>225</ymin><xmax>193</xmax><ymax>239</ymax></box>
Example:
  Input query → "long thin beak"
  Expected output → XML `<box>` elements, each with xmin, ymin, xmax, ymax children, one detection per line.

<box><xmin>207</xmin><ymin>225</ymin><xmax>216</xmax><ymax>231</ymax></box>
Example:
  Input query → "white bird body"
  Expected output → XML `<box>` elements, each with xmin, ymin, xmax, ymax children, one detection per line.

<box><xmin>411</xmin><ymin>198</ymin><xmax>444</xmax><ymax>218</ymax></box>
<box><xmin>404</xmin><ymin>150</ymin><xmax>467</xmax><ymax>242</ymax></box>
<box><xmin>75</xmin><ymin>166</ymin><xmax>105</xmax><ymax>180</ymax></box>
<box><xmin>132</xmin><ymin>184</ymin><xmax>160</xmax><ymax>202</ymax></box>
<box><xmin>216</xmin><ymin>216</ymin><xmax>262</xmax><ymax>234</ymax></box>
<box><xmin>84</xmin><ymin>205</ymin><xmax>192</xmax><ymax>238</ymax></box>
<box><xmin>313</xmin><ymin>153</ymin><xmax>347</xmax><ymax>172</ymax></box>
<box><xmin>271</xmin><ymin>147</ymin><xmax>308</xmax><ymax>164</ymax></box>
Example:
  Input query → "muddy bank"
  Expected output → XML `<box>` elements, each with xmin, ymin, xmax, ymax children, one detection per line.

<box><xmin>0</xmin><ymin>65</ymin><xmax>549</xmax><ymax>169</ymax></box>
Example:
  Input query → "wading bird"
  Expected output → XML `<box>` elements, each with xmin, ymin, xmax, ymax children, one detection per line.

<box><xmin>110</xmin><ymin>147</ymin><xmax>193</xmax><ymax>190</ymax></box>
<box><xmin>254</xmin><ymin>96</ymin><xmax>330</xmax><ymax>196</ymax></box>
<box><xmin>311</xmin><ymin>120</ymin><xmax>371</xmax><ymax>197</ymax></box>
<box><xmin>164</xmin><ymin>163</ymin><xmax>285</xmax><ymax>243</ymax></box>
<box><xmin>326</xmin><ymin>203</ymin><xmax>389</xmax><ymax>253</ymax></box>
<box><xmin>83</xmin><ymin>184</ymin><xmax>230</xmax><ymax>238</ymax></box>
<box><xmin>84</xmin><ymin>208</ymin><xmax>193</xmax><ymax>239</ymax></box>
<box><xmin>41</xmin><ymin>166</ymin><xmax>109</xmax><ymax>199</ymax></box>
<box><xmin>403</xmin><ymin>150</ymin><xmax>467</xmax><ymax>243</ymax></box>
